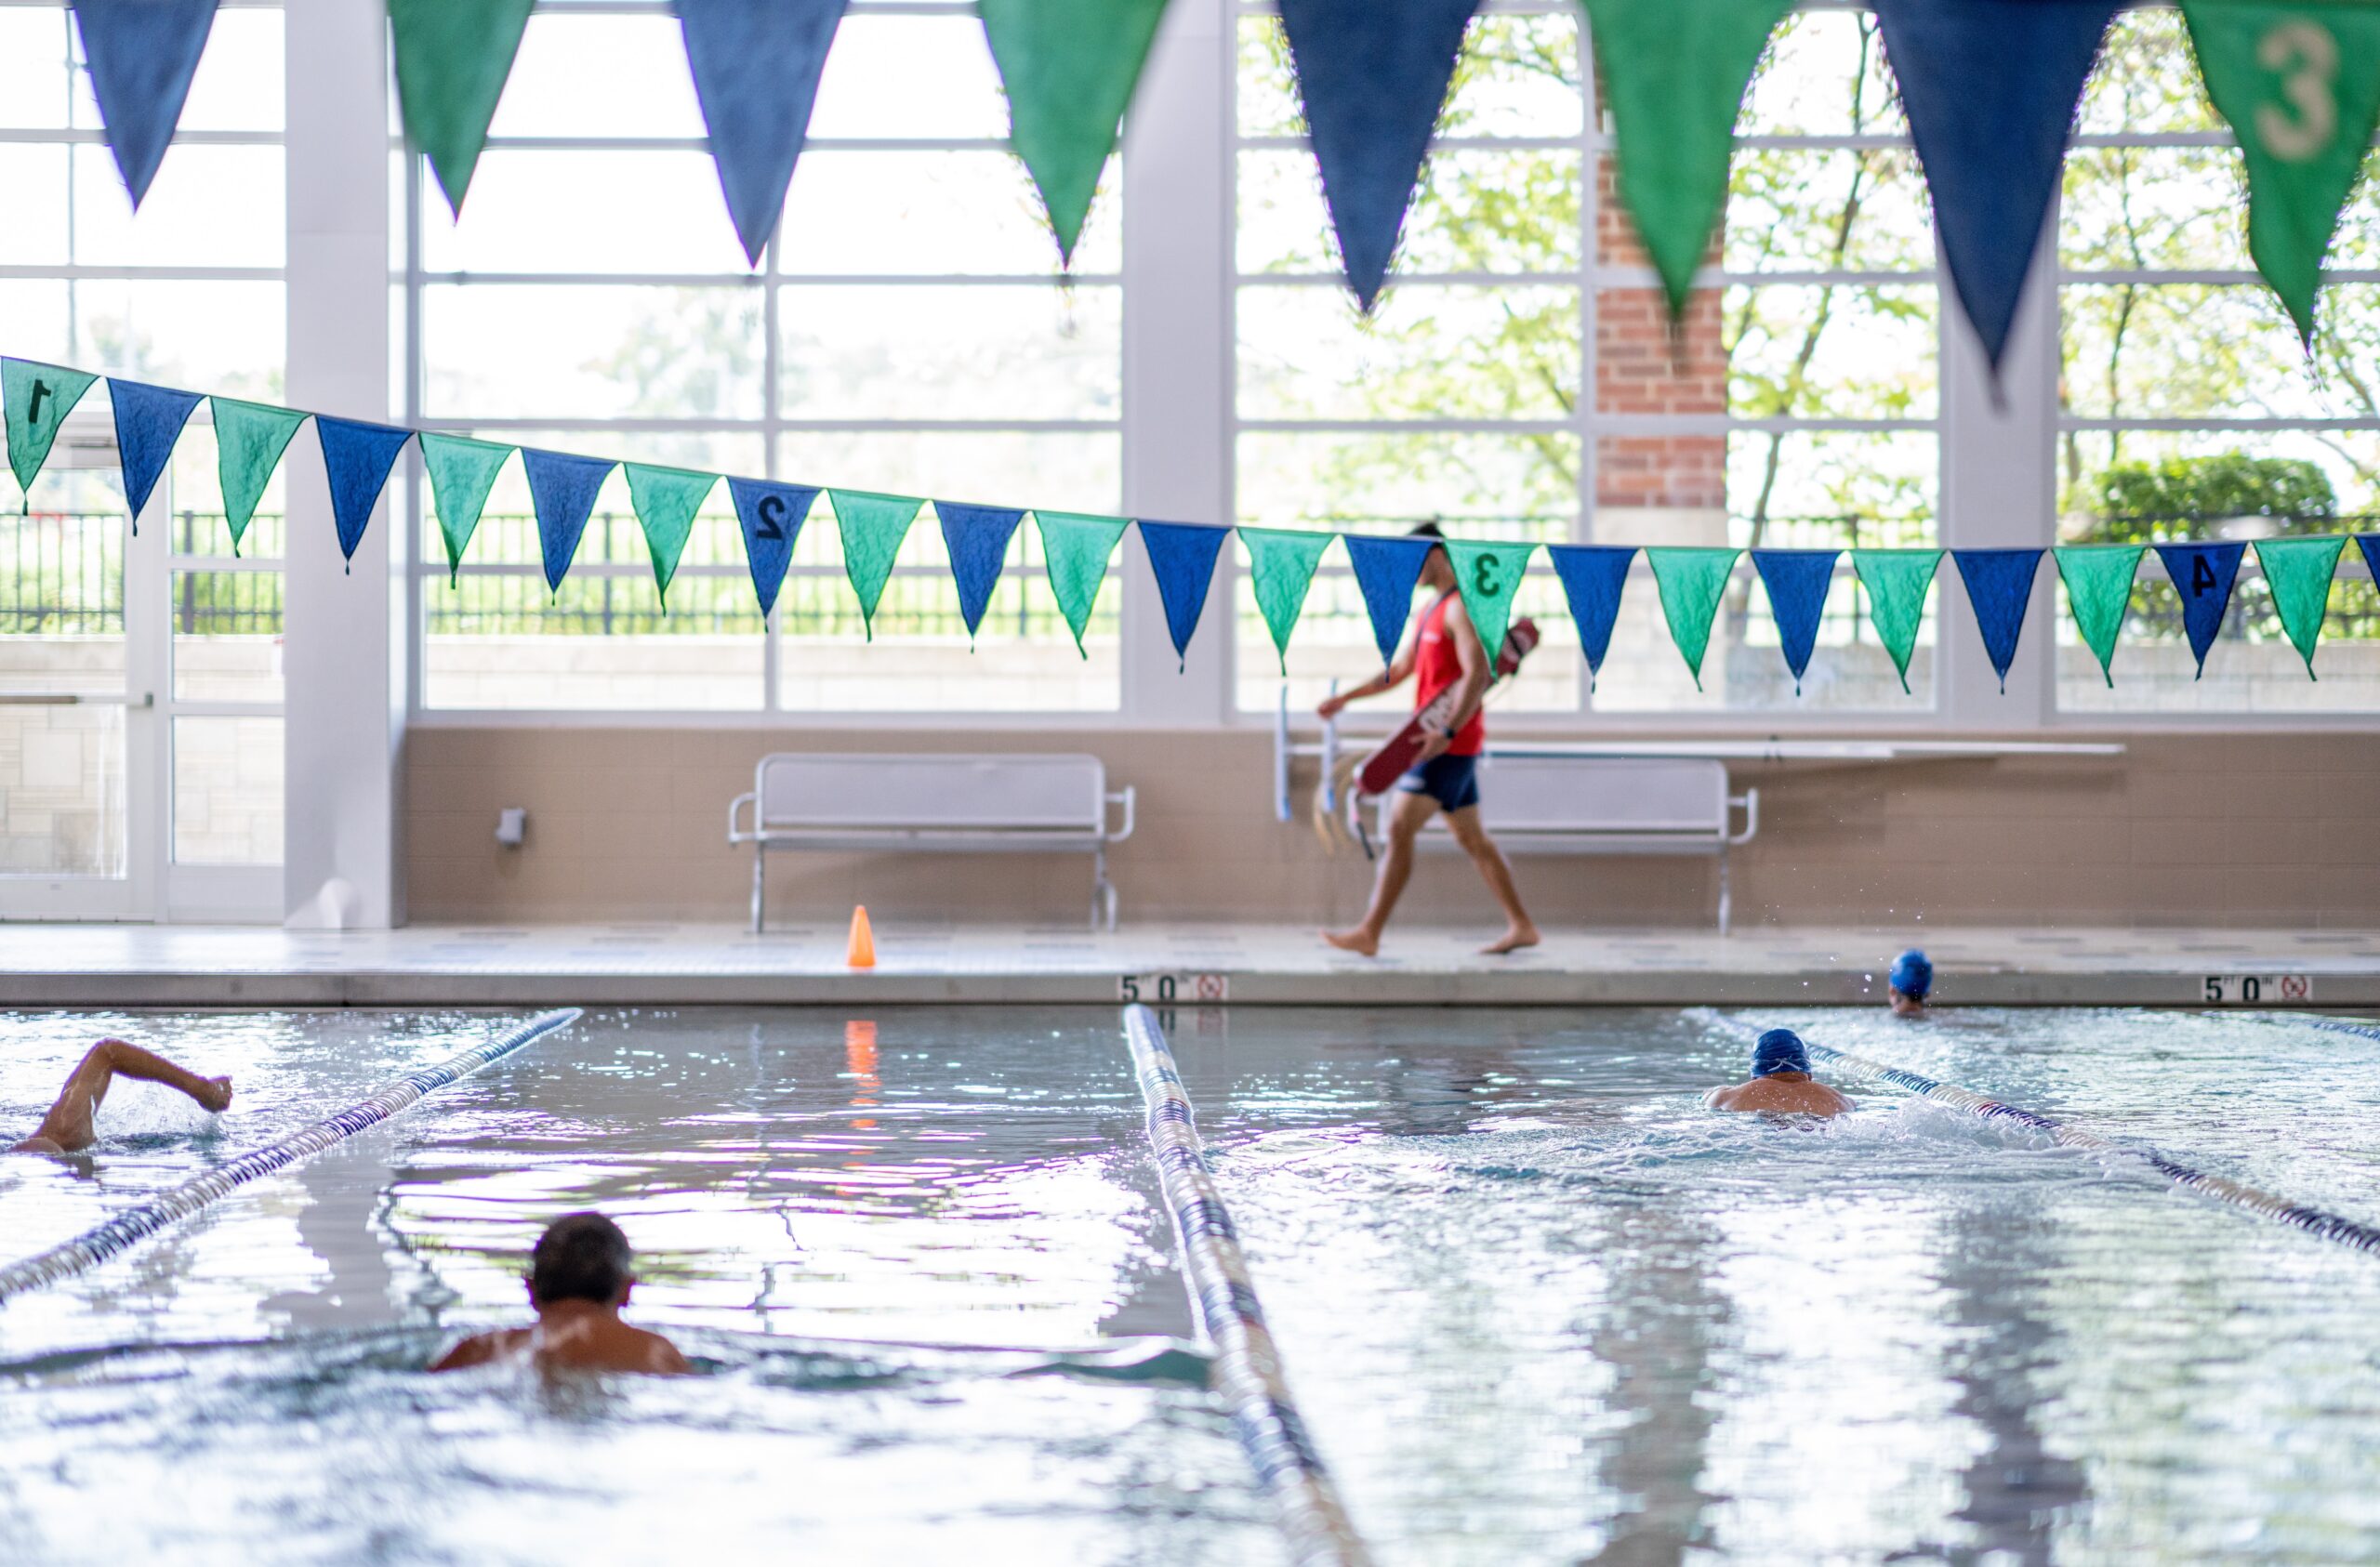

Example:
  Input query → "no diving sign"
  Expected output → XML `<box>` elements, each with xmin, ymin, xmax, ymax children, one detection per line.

<box><xmin>2201</xmin><ymin>974</ymin><xmax>2312</xmax><ymax>1005</ymax></box>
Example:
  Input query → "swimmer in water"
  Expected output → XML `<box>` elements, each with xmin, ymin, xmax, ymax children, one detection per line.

<box><xmin>1705</xmin><ymin>1029</ymin><xmax>1852</xmax><ymax>1117</ymax></box>
<box><xmin>432</xmin><ymin>1212</ymin><xmax>691</xmax><ymax>1376</ymax></box>
<box><xmin>1888</xmin><ymin>948</ymin><xmax>1933</xmax><ymax>1018</ymax></box>
<box><xmin>9</xmin><ymin>1039</ymin><xmax>232</xmax><ymax>1154</ymax></box>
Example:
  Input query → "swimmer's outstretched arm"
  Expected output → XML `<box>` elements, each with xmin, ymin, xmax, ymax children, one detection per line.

<box><xmin>14</xmin><ymin>1039</ymin><xmax>232</xmax><ymax>1153</ymax></box>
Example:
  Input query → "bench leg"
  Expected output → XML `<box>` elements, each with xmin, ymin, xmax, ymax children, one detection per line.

<box><xmin>751</xmin><ymin>847</ymin><xmax>766</xmax><ymax>935</ymax></box>
<box><xmin>1716</xmin><ymin>846</ymin><xmax>1732</xmax><ymax>937</ymax></box>
<box><xmin>1093</xmin><ymin>848</ymin><xmax>1117</xmax><ymax>932</ymax></box>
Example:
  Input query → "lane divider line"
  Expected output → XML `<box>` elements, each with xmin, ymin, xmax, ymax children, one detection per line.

<box><xmin>1121</xmin><ymin>1004</ymin><xmax>1370</xmax><ymax>1567</ymax></box>
<box><xmin>1712</xmin><ymin>1018</ymin><xmax>2380</xmax><ymax>1255</ymax></box>
<box><xmin>0</xmin><ymin>1007</ymin><xmax>584</xmax><ymax>1306</ymax></box>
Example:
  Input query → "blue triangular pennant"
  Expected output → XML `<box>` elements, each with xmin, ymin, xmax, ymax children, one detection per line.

<box><xmin>679</xmin><ymin>0</ymin><xmax>846</xmax><ymax>266</ymax></box>
<box><xmin>1751</xmin><ymin>548</ymin><xmax>1840</xmax><ymax>694</ymax></box>
<box><xmin>1871</xmin><ymin>0</ymin><xmax>2117</xmax><ymax>370</ymax></box>
<box><xmin>2152</xmin><ymin>541</ymin><xmax>2244</xmax><ymax>679</ymax></box>
<box><xmin>107</xmin><ymin>377</ymin><xmax>202</xmax><ymax>529</ymax></box>
<box><xmin>1546</xmin><ymin>545</ymin><xmax>1637</xmax><ymax>687</ymax></box>
<box><xmin>522</xmin><ymin>449</ymin><xmax>616</xmax><ymax>594</ymax></box>
<box><xmin>1342</xmin><ymin>533</ymin><xmax>1436</xmax><ymax>668</ymax></box>
<box><xmin>2361</xmin><ymin>534</ymin><xmax>2380</xmax><ymax>597</ymax></box>
<box><xmin>315</xmin><ymin>415</ymin><xmax>413</xmax><ymax>565</ymax></box>
<box><xmin>1137</xmin><ymin>520</ymin><xmax>1229</xmax><ymax>669</ymax></box>
<box><xmin>1276</xmin><ymin>0</ymin><xmax>1482</xmax><ymax>309</ymax></box>
<box><xmin>937</xmin><ymin>502</ymin><xmax>1025</xmax><ymax>644</ymax></box>
<box><xmin>72</xmin><ymin>0</ymin><xmax>219</xmax><ymax>205</ymax></box>
<box><xmin>1950</xmin><ymin>547</ymin><xmax>2044</xmax><ymax>693</ymax></box>
<box><xmin>727</xmin><ymin>477</ymin><xmax>819</xmax><ymax>617</ymax></box>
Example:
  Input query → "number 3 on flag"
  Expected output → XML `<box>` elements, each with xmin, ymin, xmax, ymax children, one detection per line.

<box><xmin>2258</xmin><ymin>20</ymin><xmax>2337</xmax><ymax>161</ymax></box>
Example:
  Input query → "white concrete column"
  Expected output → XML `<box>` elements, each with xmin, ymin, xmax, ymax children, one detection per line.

<box><xmin>282</xmin><ymin>0</ymin><xmax>400</xmax><ymax>927</ymax></box>
<box><xmin>1118</xmin><ymin>0</ymin><xmax>1235</xmax><ymax>726</ymax></box>
<box><xmin>1937</xmin><ymin>215</ymin><xmax>2061</xmax><ymax>730</ymax></box>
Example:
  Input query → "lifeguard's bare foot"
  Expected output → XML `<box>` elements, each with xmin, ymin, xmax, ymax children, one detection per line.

<box><xmin>1480</xmin><ymin>924</ymin><xmax>1540</xmax><ymax>955</ymax></box>
<box><xmin>1322</xmin><ymin>928</ymin><xmax>1381</xmax><ymax>957</ymax></box>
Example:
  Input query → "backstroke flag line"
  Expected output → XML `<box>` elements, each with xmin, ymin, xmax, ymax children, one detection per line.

<box><xmin>1545</xmin><ymin>545</ymin><xmax>1636</xmax><ymax>688</ymax></box>
<box><xmin>2152</xmin><ymin>540</ymin><xmax>2245</xmax><ymax>678</ymax></box>
<box><xmin>679</xmin><ymin>0</ymin><xmax>847</xmax><ymax>265</ymax></box>
<box><xmin>1580</xmin><ymin>0</ymin><xmax>1792</xmax><ymax>316</ymax></box>
<box><xmin>1872</xmin><ymin>0</ymin><xmax>2120</xmax><ymax>372</ymax></box>
<box><xmin>1343</xmin><ymin>533</ymin><xmax>1436</xmax><ymax>668</ymax></box>
<box><xmin>70</xmin><ymin>0</ymin><xmax>218</xmax><ymax>207</ymax></box>
<box><xmin>0</xmin><ymin>358</ymin><xmax>2364</xmax><ymax>688</ymax></box>
<box><xmin>1276</xmin><ymin>0</ymin><xmax>1482</xmax><ymax>310</ymax></box>
<box><xmin>938</xmin><ymin>502</ymin><xmax>1025</xmax><ymax>644</ymax></box>
<box><xmin>1950</xmin><ymin>547</ymin><xmax>2043</xmax><ymax>692</ymax></box>
<box><xmin>1850</xmin><ymin>547</ymin><xmax>1940</xmax><ymax>695</ymax></box>
<box><xmin>2181</xmin><ymin>1</ymin><xmax>2380</xmax><ymax>346</ymax></box>
<box><xmin>979</xmin><ymin>0</ymin><xmax>1171</xmax><ymax>263</ymax></box>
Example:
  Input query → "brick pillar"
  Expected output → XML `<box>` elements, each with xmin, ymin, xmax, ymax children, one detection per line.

<box><xmin>1594</xmin><ymin>157</ymin><xmax>1728</xmax><ymax>546</ymax></box>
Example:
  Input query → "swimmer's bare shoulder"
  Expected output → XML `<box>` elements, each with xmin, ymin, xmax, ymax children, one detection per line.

<box><xmin>1705</xmin><ymin>1078</ymin><xmax>1853</xmax><ymax>1117</ymax></box>
<box><xmin>431</xmin><ymin>1321</ymin><xmax>691</xmax><ymax>1376</ymax></box>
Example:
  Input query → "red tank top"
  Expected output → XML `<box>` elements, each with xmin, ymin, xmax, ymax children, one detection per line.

<box><xmin>1414</xmin><ymin>591</ymin><xmax>1485</xmax><ymax>757</ymax></box>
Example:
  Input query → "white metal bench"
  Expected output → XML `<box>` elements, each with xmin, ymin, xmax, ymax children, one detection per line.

<box><xmin>728</xmin><ymin>753</ymin><xmax>1136</xmax><ymax>932</ymax></box>
<box><xmin>1371</xmin><ymin>756</ymin><xmax>1759</xmax><ymax>933</ymax></box>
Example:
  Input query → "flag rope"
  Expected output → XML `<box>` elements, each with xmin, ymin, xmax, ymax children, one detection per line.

<box><xmin>1121</xmin><ymin>1004</ymin><xmax>1371</xmax><ymax>1567</ymax></box>
<box><xmin>0</xmin><ymin>1007</ymin><xmax>584</xmax><ymax>1307</ymax></box>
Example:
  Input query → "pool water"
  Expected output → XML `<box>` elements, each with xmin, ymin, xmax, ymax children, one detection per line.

<box><xmin>3</xmin><ymin>1005</ymin><xmax>2378</xmax><ymax>1563</ymax></box>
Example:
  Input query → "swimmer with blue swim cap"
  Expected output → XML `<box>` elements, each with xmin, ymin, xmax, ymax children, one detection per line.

<box><xmin>1705</xmin><ymin>1028</ymin><xmax>1852</xmax><ymax>1116</ymax></box>
<box><xmin>1888</xmin><ymin>948</ymin><xmax>1933</xmax><ymax>1018</ymax></box>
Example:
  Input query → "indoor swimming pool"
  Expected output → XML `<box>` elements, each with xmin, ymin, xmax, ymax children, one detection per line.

<box><xmin>2</xmin><ymin>1005</ymin><xmax>2376</xmax><ymax>1564</ymax></box>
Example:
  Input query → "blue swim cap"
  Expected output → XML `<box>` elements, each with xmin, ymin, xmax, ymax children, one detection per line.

<box><xmin>1890</xmin><ymin>948</ymin><xmax>1933</xmax><ymax>999</ymax></box>
<box><xmin>1752</xmin><ymin>1029</ymin><xmax>1810</xmax><ymax>1077</ymax></box>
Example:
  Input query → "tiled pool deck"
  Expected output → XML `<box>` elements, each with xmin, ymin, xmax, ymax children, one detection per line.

<box><xmin>3</xmin><ymin>921</ymin><xmax>2378</xmax><ymax>1009</ymax></box>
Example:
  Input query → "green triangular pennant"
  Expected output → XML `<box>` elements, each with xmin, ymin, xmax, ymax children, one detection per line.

<box><xmin>1239</xmin><ymin>527</ymin><xmax>1336</xmax><ymax>674</ymax></box>
<box><xmin>1037</xmin><ymin>510</ymin><xmax>1130</xmax><ymax>657</ymax></box>
<box><xmin>418</xmin><ymin>433</ymin><xmax>511</xmax><ymax>585</ymax></box>
<box><xmin>624</xmin><ymin>463</ymin><xmax>719</xmax><ymax>608</ymax></box>
<box><xmin>2055</xmin><ymin>544</ymin><xmax>2145</xmax><ymax>687</ymax></box>
<box><xmin>3</xmin><ymin>359</ymin><xmax>98</xmax><ymax>505</ymax></box>
<box><xmin>979</xmin><ymin>0</ymin><xmax>1170</xmax><ymax>261</ymax></box>
<box><xmin>1442</xmin><ymin>538</ymin><xmax>1537</xmax><ymax>666</ymax></box>
<box><xmin>828</xmin><ymin>489</ymin><xmax>924</xmax><ymax>640</ymax></box>
<box><xmin>2254</xmin><ymin>533</ymin><xmax>2347</xmax><ymax>678</ymax></box>
<box><xmin>1850</xmin><ymin>547</ymin><xmax>1942</xmax><ymax>694</ymax></box>
<box><xmin>1646</xmin><ymin>546</ymin><xmax>1741</xmax><ymax>690</ymax></box>
<box><xmin>211</xmin><ymin>397</ymin><xmax>309</xmax><ymax>556</ymax></box>
<box><xmin>2180</xmin><ymin>2</ymin><xmax>2380</xmax><ymax>346</ymax></box>
<box><xmin>390</xmin><ymin>0</ymin><xmax>535</xmax><ymax>215</ymax></box>
<box><xmin>1580</xmin><ymin>0</ymin><xmax>1794</xmax><ymax>315</ymax></box>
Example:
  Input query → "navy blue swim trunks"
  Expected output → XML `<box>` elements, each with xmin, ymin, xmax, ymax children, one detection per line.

<box><xmin>1398</xmin><ymin>753</ymin><xmax>1480</xmax><ymax>812</ymax></box>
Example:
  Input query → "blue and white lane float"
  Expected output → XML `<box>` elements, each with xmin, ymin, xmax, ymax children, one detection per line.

<box><xmin>1122</xmin><ymin>1005</ymin><xmax>1370</xmax><ymax>1567</ymax></box>
<box><xmin>0</xmin><ymin>1007</ymin><xmax>583</xmax><ymax>1306</ymax></box>
<box><xmin>1735</xmin><ymin>1024</ymin><xmax>2380</xmax><ymax>1256</ymax></box>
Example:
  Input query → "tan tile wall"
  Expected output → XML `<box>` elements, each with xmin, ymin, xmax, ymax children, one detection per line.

<box><xmin>404</xmin><ymin>727</ymin><xmax>2380</xmax><ymax>928</ymax></box>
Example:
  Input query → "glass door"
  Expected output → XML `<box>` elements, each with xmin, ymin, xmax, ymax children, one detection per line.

<box><xmin>0</xmin><ymin>413</ymin><xmax>163</xmax><ymax>919</ymax></box>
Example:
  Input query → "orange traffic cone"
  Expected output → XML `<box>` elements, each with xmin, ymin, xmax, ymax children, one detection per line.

<box><xmin>845</xmin><ymin>904</ymin><xmax>876</xmax><ymax>968</ymax></box>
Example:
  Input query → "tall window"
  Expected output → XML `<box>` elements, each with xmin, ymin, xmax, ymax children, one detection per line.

<box><xmin>0</xmin><ymin>1</ymin><xmax>286</xmax><ymax>876</ymax></box>
<box><xmin>409</xmin><ymin>2</ymin><xmax>1124</xmax><ymax>713</ymax></box>
<box><xmin>1232</xmin><ymin>4</ymin><xmax>1938</xmax><ymax>718</ymax></box>
<box><xmin>2057</xmin><ymin>8</ymin><xmax>2380</xmax><ymax>713</ymax></box>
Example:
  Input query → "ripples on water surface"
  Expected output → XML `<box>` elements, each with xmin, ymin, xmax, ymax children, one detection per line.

<box><xmin>2</xmin><ymin>1004</ymin><xmax>2378</xmax><ymax>1564</ymax></box>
